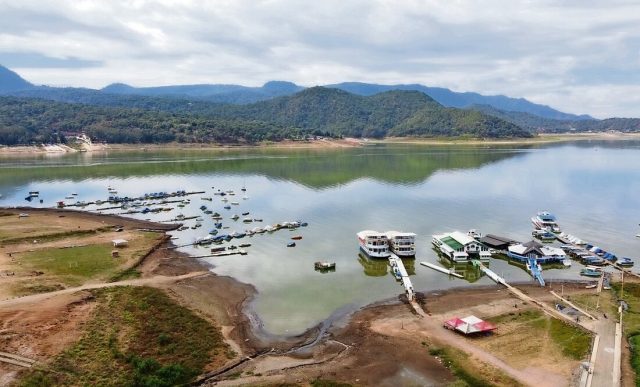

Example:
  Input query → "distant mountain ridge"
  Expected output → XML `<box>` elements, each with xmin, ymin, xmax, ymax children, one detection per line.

<box><xmin>0</xmin><ymin>65</ymin><xmax>34</xmax><ymax>92</ymax></box>
<box><xmin>0</xmin><ymin>64</ymin><xmax>592</xmax><ymax>121</ymax></box>
<box><xmin>326</xmin><ymin>82</ymin><xmax>593</xmax><ymax>121</ymax></box>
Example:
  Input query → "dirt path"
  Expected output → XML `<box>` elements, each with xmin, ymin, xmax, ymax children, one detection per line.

<box><xmin>372</xmin><ymin>315</ymin><xmax>566</xmax><ymax>387</ymax></box>
<box><xmin>0</xmin><ymin>271</ymin><xmax>209</xmax><ymax>309</ymax></box>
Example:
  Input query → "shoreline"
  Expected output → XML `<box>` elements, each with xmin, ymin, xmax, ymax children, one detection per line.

<box><xmin>0</xmin><ymin>207</ymin><xmax>607</xmax><ymax>385</ymax></box>
<box><xmin>2</xmin><ymin>132</ymin><xmax>640</xmax><ymax>156</ymax></box>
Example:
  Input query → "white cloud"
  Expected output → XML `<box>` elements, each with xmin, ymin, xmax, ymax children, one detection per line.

<box><xmin>0</xmin><ymin>0</ymin><xmax>639</xmax><ymax>117</ymax></box>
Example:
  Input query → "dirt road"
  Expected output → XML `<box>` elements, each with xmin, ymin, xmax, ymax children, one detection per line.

<box><xmin>0</xmin><ymin>271</ymin><xmax>209</xmax><ymax>309</ymax></box>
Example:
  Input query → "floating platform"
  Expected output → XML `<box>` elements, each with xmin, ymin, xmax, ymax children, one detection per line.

<box><xmin>420</xmin><ymin>261</ymin><xmax>464</xmax><ymax>278</ymax></box>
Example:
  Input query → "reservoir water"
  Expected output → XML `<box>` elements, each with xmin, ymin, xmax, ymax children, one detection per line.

<box><xmin>2</xmin><ymin>141</ymin><xmax>639</xmax><ymax>334</ymax></box>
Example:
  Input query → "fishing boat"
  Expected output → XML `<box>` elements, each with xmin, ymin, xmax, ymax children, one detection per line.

<box><xmin>531</xmin><ymin>211</ymin><xmax>561</xmax><ymax>233</ymax></box>
<box><xmin>243</xmin><ymin>218</ymin><xmax>253</xmax><ymax>223</ymax></box>
<box><xmin>315</xmin><ymin>261</ymin><xmax>335</xmax><ymax>270</ymax></box>
<box><xmin>239</xmin><ymin>243</ymin><xmax>251</xmax><ymax>248</ymax></box>
<box><xmin>230</xmin><ymin>214</ymin><xmax>239</xmax><ymax>220</ymax></box>
<box><xmin>287</xmin><ymin>242</ymin><xmax>296</xmax><ymax>247</ymax></box>
<box><xmin>357</xmin><ymin>230</ymin><xmax>390</xmax><ymax>258</ymax></box>
<box><xmin>231</xmin><ymin>202</ymin><xmax>240</xmax><ymax>205</ymax></box>
<box><xmin>291</xmin><ymin>235</ymin><xmax>303</xmax><ymax>240</ymax></box>
<box><xmin>580</xmin><ymin>268</ymin><xmax>602</xmax><ymax>277</ymax></box>
<box><xmin>385</xmin><ymin>231</ymin><xmax>416</xmax><ymax>257</ymax></box>
<box><xmin>585</xmin><ymin>283</ymin><xmax>598</xmax><ymax>289</ymax></box>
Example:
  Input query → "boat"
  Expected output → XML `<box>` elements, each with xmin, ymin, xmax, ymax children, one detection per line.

<box><xmin>315</xmin><ymin>261</ymin><xmax>335</xmax><ymax>270</ymax></box>
<box><xmin>291</xmin><ymin>235</ymin><xmax>303</xmax><ymax>240</ymax></box>
<box><xmin>385</xmin><ymin>231</ymin><xmax>416</xmax><ymax>257</ymax></box>
<box><xmin>230</xmin><ymin>214</ymin><xmax>239</xmax><ymax>220</ymax></box>
<box><xmin>251</xmin><ymin>227</ymin><xmax>264</xmax><ymax>233</ymax></box>
<box><xmin>231</xmin><ymin>202</ymin><xmax>240</xmax><ymax>205</ymax></box>
<box><xmin>287</xmin><ymin>242</ymin><xmax>296</xmax><ymax>247</ymax></box>
<box><xmin>562</xmin><ymin>258</ymin><xmax>572</xmax><ymax>267</ymax></box>
<box><xmin>618</xmin><ymin>257</ymin><xmax>635</xmax><ymax>267</ymax></box>
<box><xmin>585</xmin><ymin>283</ymin><xmax>597</xmax><ymax>289</ymax></box>
<box><xmin>243</xmin><ymin>218</ymin><xmax>253</xmax><ymax>223</ymax></box>
<box><xmin>357</xmin><ymin>230</ymin><xmax>390</xmax><ymax>258</ymax></box>
<box><xmin>531</xmin><ymin>211</ymin><xmax>561</xmax><ymax>233</ymax></box>
<box><xmin>532</xmin><ymin>229</ymin><xmax>556</xmax><ymax>241</ymax></box>
<box><xmin>580</xmin><ymin>268</ymin><xmax>602</xmax><ymax>277</ymax></box>
<box><xmin>467</xmin><ymin>229</ymin><xmax>482</xmax><ymax>239</ymax></box>
<box><xmin>242</xmin><ymin>212</ymin><xmax>250</xmax><ymax>216</ymax></box>
<box><xmin>253</xmin><ymin>218</ymin><xmax>263</xmax><ymax>222</ymax></box>
<box><xmin>224</xmin><ymin>205</ymin><xmax>231</xmax><ymax>210</ymax></box>
<box><xmin>239</xmin><ymin>243</ymin><xmax>251</xmax><ymax>248</ymax></box>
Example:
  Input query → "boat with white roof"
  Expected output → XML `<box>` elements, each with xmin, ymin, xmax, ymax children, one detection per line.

<box><xmin>385</xmin><ymin>231</ymin><xmax>416</xmax><ymax>257</ymax></box>
<box><xmin>357</xmin><ymin>230</ymin><xmax>390</xmax><ymax>258</ymax></box>
<box><xmin>531</xmin><ymin>211</ymin><xmax>561</xmax><ymax>233</ymax></box>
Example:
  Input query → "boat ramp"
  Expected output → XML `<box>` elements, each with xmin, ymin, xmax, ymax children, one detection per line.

<box><xmin>527</xmin><ymin>257</ymin><xmax>546</xmax><ymax>286</ymax></box>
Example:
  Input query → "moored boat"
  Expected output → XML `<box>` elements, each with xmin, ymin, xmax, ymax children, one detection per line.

<box><xmin>531</xmin><ymin>211</ymin><xmax>561</xmax><ymax>233</ymax></box>
<box><xmin>357</xmin><ymin>230</ymin><xmax>390</xmax><ymax>258</ymax></box>
<box><xmin>385</xmin><ymin>231</ymin><xmax>416</xmax><ymax>257</ymax></box>
<box><xmin>580</xmin><ymin>268</ymin><xmax>602</xmax><ymax>277</ymax></box>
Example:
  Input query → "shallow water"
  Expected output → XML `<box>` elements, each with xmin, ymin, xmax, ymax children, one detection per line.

<box><xmin>2</xmin><ymin>141</ymin><xmax>639</xmax><ymax>334</ymax></box>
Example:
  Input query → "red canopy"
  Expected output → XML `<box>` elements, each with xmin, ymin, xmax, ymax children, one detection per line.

<box><xmin>444</xmin><ymin>315</ymin><xmax>496</xmax><ymax>335</ymax></box>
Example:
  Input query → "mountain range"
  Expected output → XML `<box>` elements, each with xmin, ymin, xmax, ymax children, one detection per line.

<box><xmin>0</xmin><ymin>64</ymin><xmax>638</xmax><ymax>145</ymax></box>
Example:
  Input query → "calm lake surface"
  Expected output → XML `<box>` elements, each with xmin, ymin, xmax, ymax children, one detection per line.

<box><xmin>2</xmin><ymin>141</ymin><xmax>640</xmax><ymax>335</ymax></box>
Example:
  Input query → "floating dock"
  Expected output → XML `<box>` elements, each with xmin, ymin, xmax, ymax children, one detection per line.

<box><xmin>388</xmin><ymin>253</ymin><xmax>414</xmax><ymax>301</ymax></box>
<box><xmin>420</xmin><ymin>261</ymin><xmax>463</xmax><ymax>278</ymax></box>
<box><xmin>527</xmin><ymin>257</ymin><xmax>546</xmax><ymax>286</ymax></box>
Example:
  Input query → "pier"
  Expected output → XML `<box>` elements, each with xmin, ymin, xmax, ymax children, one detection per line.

<box><xmin>388</xmin><ymin>253</ymin><xmax>414</xmax><ymax>301</ymax></box>
<box><xmin>419</xmin><ymin>261</ymin><xmax>464</xmax><ymax>278</ymax></box>
<box><xmin>527</xmin><ymin>257</ymin><xmax>546</xmax><ymax>286</ymax></box>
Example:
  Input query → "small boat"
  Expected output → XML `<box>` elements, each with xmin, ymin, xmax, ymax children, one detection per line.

<box><xmin>253</xmin><ymin>218</ymin><xmax>263</xmax><ymax>222</ymax></box>
<box><xmin>242</xmin><ymin>212</ymin><xmax>250</xmax><ymax>216</ymax></box>
<box><xmin>201</xmin><ymin>197</ymin><xmax>213</xmax><ymax>201</ymax></box>
<box><xmin>224</xmin><ymin>205</ymin><xmax>231</xmax><ymax>210</ymax></box>
<box><xmin>618</xmin><ymin>257</ymin><xmax>635</xmax><ymax>267</ymax></box>
<box><xmin>314</xmin><ymin>261</ymin><xmax>336</xmax><ymax>270</ymax></box>
<box><xmin>580</xmin><ymin>268</ymin><xmax>602</xmax><ymax>277</ymax></box>
<box><xmin>231</xmin><ymin>201</ymin><xmax>240</xmax><ymax>205</ymax></box>
<box><xmin>532</xmin><ymin>229</ymin><xmax>556</xmax><ymax>241</ymax></box>
<box><xmin>562</xmin><ymin>258</ymin><xmax>572</xmax><ymax>267</ymax></box>
<box><xmin>211</xmin><ymin>246</ymin><xmax>226</xmax><ymax>253</ymax></box>
<box><xmin>239</xmin><ymin>243</ymin><xmax>251</xmax><ymax>248</ymax></box>
<box><xmin>287</xmin><ymin>242</ymin><xmax>296</xmax><ymax>247</ymax></box>
<box><xmin>230</xmin><ymin>214</ymin><xmax>240</xmax><ymax>220</ymax></box>
<box><xmin>291</xmin><ymin>235</ymin><xmax>303</xmax><ymax>240</ymax></box>
<box><xmin>242</xmin><ymin>218</ymin><xmax>253</xmax><ymax>223</ymax></box>
<box><xmin>585</xmin><ymin>283</ymin><xmax>597</xmax><ymax>289</ymax></box>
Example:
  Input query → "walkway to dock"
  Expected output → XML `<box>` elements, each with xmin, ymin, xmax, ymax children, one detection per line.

<box><xmin>472</xmin><ymin>260</ymin><xmax>592</xmax><ymax>328</ymax></box>
<box><xmin>527</xmin><ymin>257</ymin><xmax>545</xmax><ymax>286</ymax></box>
<box><xmin>388</xmin><ymin>253</ymin><xmax>426</xmax><ymax>315</ymax></box>
<box><xmin>419</xmin><ymin>261</ymin><xmax>464</xmax><ymax>278</ymax></box>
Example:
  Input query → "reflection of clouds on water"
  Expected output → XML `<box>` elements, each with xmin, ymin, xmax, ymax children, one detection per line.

<box><xmin>2</xmin><ymin>143</ymin><xmax>640</xmax><ymax>334</ymax></box>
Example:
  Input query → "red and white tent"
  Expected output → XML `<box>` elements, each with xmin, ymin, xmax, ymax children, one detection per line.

<box><xmin>444</xmin><ymin>315</ymin><xmax>496</xmax><ymax>335</ymax></box>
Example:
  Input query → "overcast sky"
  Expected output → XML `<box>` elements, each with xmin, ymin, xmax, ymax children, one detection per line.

<box><xmin>1</xmin><ymin>0</ymin><xmax>639</xmax><ymax>118</ymax></box>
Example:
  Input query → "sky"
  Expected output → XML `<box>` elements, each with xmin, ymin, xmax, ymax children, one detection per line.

<box><xmin>1</xmin><ymin>0</ymin><xmax>639</xmax><ymax>118</ymax></box>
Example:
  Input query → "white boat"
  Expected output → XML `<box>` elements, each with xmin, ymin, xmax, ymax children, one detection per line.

<box><xmin>357</xmin><ymin>230</ymin><xmax>390</xmax><ymax>258</ymax></box>
<box><xmin>385</xmin><ymin>231</ymin><xmax>416</xmax><ymax>257</ymax></box>
<box><xmin>562</xmin><ymin>258</ymin><xmax>572</xmax><ymax>267</ymax></box>
<box><xmin>531</xmin><ymin>211</ymin><xmax>561</xmax><ymax>233</ymax></box>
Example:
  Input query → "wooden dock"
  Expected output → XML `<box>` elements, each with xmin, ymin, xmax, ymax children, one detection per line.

<box><xmin>420</xmin><ymin>261</ymin><xmax>463</xmax><ymax>278</ymax></box>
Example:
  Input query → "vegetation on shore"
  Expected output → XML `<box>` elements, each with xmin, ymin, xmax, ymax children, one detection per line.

<box><xmin>611</xmin><ymin>282</ymin><xmax>640</xmax><ymax>385</ymax></box>
<box><xmin>19</xmin><ymin>286</ymin><xmax>231</xmax><ymax>386</ymax></box>
<box><xmin>0</xmin><ymin>88</ymin><xmax>530</xmax><ymax>146</ymax></box>
<box><xmin>421</xmin><ymin>340</ymin><xmax>521</xmax><ymax>387</ymax></box>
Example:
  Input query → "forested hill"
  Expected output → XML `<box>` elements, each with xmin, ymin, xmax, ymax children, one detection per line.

<box><xmin>468</xmin><ymin>104</ymin><xmax>640</xmax><ymax>133</ymax></box>
<box><xmin>0</xmin><ymin>88</ymin><xmax>531</xmax><ymax>145</ymax></box>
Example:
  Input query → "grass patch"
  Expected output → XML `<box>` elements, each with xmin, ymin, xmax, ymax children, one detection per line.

<box><xmin>487</xmin><ymin>309</ymin><xmax>591</xmax><ymax>361</ymax></box>
<box><xmin>19</xmin><ymin>286</ymin><xmax>230</xmax><ymax>386</ymax></box>
<box><xmin>109</xmin><ymin>267</ymin><xmax>141</xmax><ymax>282</ymax></box>
<box><xmin>611</xmin><ymin>281</ymin><xmax>640</xmax><ymax>385</ymax></box>
<box><xmin>12</xmin><ymin>282</ymin><xmax>65</xmax><ymax>296</ymax></box>
<box><xmin>0</xmin><ymin>227</ymin><xmax>112</xmax><ymax>245</ymax></box>
<box><xmin>19</xmin><ymin>243</ymin><xmax>117</xmax><ymax>286</ymax></box>
<box><xmin>425</xmin><ymin>343</ymin><xmax>520</xmax><ymax>387</ymax></box>
<box><xmin>548</xmin><ymin>318</ymin><xmax>592</xmax><ymax>360</ymax></box>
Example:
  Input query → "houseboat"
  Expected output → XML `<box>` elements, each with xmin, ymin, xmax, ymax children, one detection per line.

<box><xmin>385</xmin><ymin>231</ymin><xmax>416</xmax><ymax>257</ymax></box>
<box><xmin>507</xmin><ymin>240</ymin><xmax>566</xmax><ymax>264</ymax></box>
<box><xmin>357</xmin><ymin>230</ymin><xmax>390</xmax><ymax>258</ymax></box>
<box><xmin>531</xmin><ymin>211</ymin><xmax>561</xmax><ymax>233</ymax></box>
<box><xmin>432</xmin><ymin>231</ymin><xmax>491</xmax><ymax>262</ymax></box>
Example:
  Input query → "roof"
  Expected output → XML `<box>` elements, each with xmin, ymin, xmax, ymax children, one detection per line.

<box><xmin>441</xmin><ymin>236</ymin><xmax>464</xmax><ymax>250</ymax></box>
<box><xmin>445</xmin><ymin>315</ymin><xmax>497</xmax><ymax>334</ymax></box>
<box><xmin>112</xmin><ymin>239</ymin><xmax>128</xmax><ymax>245</ymax></box>
<box><xmin>480</xmin><ymin>234</ymin><xmax>518</xmax><ymax>247</ymax></box>
<box><xmin>509</xmin><ymin>240</ymin><xmax>545</xmax><ymax>256</ymax></box>
<box><xmin>385</xmin><ymin>231</ymin><xmax>416</xmax><ymax>239</ymax></box>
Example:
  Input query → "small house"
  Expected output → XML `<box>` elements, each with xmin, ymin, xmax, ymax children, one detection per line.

<box><xmin>507</xmin><ymin>240</ymin><xmax>566</xmax><ymax>263</ymax></box>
